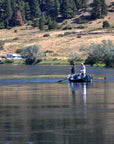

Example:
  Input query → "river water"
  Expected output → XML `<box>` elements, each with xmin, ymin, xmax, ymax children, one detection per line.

<box><xmin>0</xmin><ymin>65</ymin><xmax>114</xmax><ymax>144</ymax></box>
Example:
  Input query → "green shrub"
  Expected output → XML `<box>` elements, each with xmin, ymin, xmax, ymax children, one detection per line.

<box><xmin>16</xmin><ymin>49</ymin><xmax>22</xmax><ymax>54</ymax></box>
<box><xmin>77</xmin><ymin>35</ymin><xmax>81</xmax><ymax>38</ymax></box>
<box><xmin>21</xmin><ymin>45</ymin><xmax>42</xmax><ymax>65</ymax></box>
<box><xmin>32</xmin><ymin>19</ymin><xmax>39</xmax><ymax>27</ymax></box>
<box><xmin>103</xmin><ymin>21</ymin><xmax>110</xmax><ymax>28</ymax></box>
<box><xmin>62</xmin><ymin>25</ymin><xmax>72</xmax><ymax>30</ymax></box>
<box><xmin>14</xmin><ymin>30</ymin><xmax>17</xmax><ymax>33</ymax></box>
<box><xmin>35</xmin><ymin>59</ymin><xmax>42</xmax><ymax>64</ymax></box>
<box><xmin>13</xmin><ymin>37</ymin><xmax>19</xmax><ymax>40</ymax></box>
<box><xmin>48</xmin><ymin>20</ymin><xmax>58</xmax><ymax>30</ymax></box>
<box><xmin>77</xmin><ymin>25</ymin><xmax>86</xmax><ymax>29</ymax></box>
<box><xmin>80</xmin><ymin>40</ymin><xmax>114</xmax><ymax>67</ymax></box>
<box><xmin>43</xmin><ymin>34</ymin><xmax>50</xmax><ymax>37</ymax></box>
<box><xmin>64</xmin><ymin>32</ymin><xmax>71</xmax><ymax>36</ymax></box>
<box><xmin>64</xmin><ymin>31</ymin><xmax>76</xmax><ymax>36</ymax></box>
<box><xmin>57</xmin><ymin>34</ymin><xmax>64</xmax><ymax>37</ymax></box>
<box><xmin>44</xmin><ymin>50</ymin><xmax>53</xmax><ymax>53</ymax></box>
<box><xmin>68</xmin><ymin>53</ymin><xmax>82</xmax><ymax>65</ymax></box>
<box><xmin>78</xmin><ymin>18</ymin><xmax>89</xmax><ymax>24</ymax></box>
<box><xmin>25</xmin><ymin>55</ymin><xmax>36</xmax><ymax>65</ymax></box>
<box><xmin>62</xmin><ymin>21</ymin><xmax>68</xmax><ymax>25</ymax></box>
<box><xmin>85</xmin><ymin>55</ymin><xmax>97</xmax><ymax>66</ymax></box>
<box><xmin>0</xmin><ymin>22</ymin><xmax>5</xmax><ymax>29</ymax></box>
<box><xmin>0</xmin><ymin>41</ymin><xmax>5</xmax><ymax>50</ymax></box>
<box><xmin>2</xmin><ymin>59</ymin><xmax>14</xmax><ymax>64</ymax></box>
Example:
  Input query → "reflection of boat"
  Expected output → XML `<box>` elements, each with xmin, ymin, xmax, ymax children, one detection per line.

<box><xmin>68</xmin><ymin>74</ymin><xmax>93</xmax><ymax>82</ymax></box>
<box><xmin>68</xmin><ymin>82</ymin><xmax>88</xmax><ymax>106</ymax></box>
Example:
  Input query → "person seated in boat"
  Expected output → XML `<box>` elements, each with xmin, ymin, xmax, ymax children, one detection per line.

<box><xmin>80</xmin><ymin>63</ymin><xmax>86</xmax><ymax>78</ymax></box>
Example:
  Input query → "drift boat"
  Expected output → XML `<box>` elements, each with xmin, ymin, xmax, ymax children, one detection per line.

<box><xmin>67</xmin><ymin>74</ymin><xmax>93</xmax><ymax>82</ymax></box>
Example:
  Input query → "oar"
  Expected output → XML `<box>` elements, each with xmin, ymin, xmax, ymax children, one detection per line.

<box><xmin>57</xmin><ymin>78</ymin><xmax>67</xmax><ymax>82</ymax></box>
<box><xmin>95</xmin><ymin>77</ymin><xmax>106</xmax><ymax>80</ymax></box>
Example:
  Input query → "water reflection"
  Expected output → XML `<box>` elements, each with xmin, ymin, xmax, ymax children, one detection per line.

<box><xmin>0</xmin><ymin>81</ymin><xmax>114</xmax><ymax>144</ymax></box>
<box><xmin>68</xmin><ymin>82</ymin><xmax>92</xmax><ymax>105</ymax></box>
<box><xmin>68</xmin><ymin>82</ymin><xmax>91</xmax><ymax>119</ymax></box>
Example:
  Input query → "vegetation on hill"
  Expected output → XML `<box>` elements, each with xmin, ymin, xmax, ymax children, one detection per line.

<box><xmin>0</xmin><ymin>0</ymin><xmax>108</xmax><ymax>29</ymax></box>
<box><xmin>80</xmin><ymin>40</ymin><xmax>114</xmax><ymax>67</ymax></box>
<box><xmin>0</xmin><ymin>0</ymin><xmax>114</xmax><ymax>68</ymax></box>
<box><xmin>21</xmin><ymin>45</ymin><xmax>42</xmax><ymax>64</ymax></box>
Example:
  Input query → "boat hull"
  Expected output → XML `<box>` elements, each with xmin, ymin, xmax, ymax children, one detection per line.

<box><xmin>68</xmin><ymin>74</ymin><xmax>93</xmax><ymax>82</ymax></box>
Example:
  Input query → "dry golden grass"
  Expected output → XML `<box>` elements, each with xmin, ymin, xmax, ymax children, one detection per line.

<box><xmin>0</xmin><ymin>1</ymin><xmax>114</xmax><ymax>58</ymax></box>
<box><xmin>0</xmin><ymin>25</ymin><xmax>114</xmax><ymax>57</ymax></box>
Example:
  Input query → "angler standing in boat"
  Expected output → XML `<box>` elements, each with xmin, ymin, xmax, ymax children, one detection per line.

<box><xmin>71</xmin><ymin>63</ymin><xmax>76</xmax><ymax>74</ymax></box>
<box><xmin>80</xmin><ymin>63</ymin><xmax>86</xmax><ymax>78</ymax></box>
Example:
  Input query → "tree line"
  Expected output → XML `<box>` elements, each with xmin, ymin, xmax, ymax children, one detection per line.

<box><xmin>0</xmin><ymin>0</ymin><xmax>108</xmax><ymax>29</ymax></box>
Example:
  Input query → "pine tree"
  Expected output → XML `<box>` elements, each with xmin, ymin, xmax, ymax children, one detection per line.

<box><xmin>54</xmin><ymin>0</ymin><xmax>60</xmax><ymax>17</ymax></box>
<box><xmin>39</xmin><ymin>16</ymin><xmax>45</xmax><ymax>30</ymax></box>
<box><xmin>47</xmin><ymin>15</ymin><xmax>52</xmax><ymax>26</ymax></box>
<box><xmin>4</xmin><ymin>0</ymin><xmax>13</xmax><ymax>27</ymax></box>
<box><xmin>18</xmin><ymin>1</ymin><xmax>26</xmax><ymax>21</ymax></box>
<box><xmin>91</xmin><ymin>0</ymin><xmax>108</xmax><ymax>19</ymax></box>
<box><xmin>0</xmin><ymin>1</ymin><xmax>3</xmax><ymax>20</ymax></box>
<box><xmin>11</xmin><ymin>0</ymin><xmax>16</xmax><ymax>12</ymax></box>
<box><xmin>30</xmin><ymin>0</ymin><xmax>41</xmax><ymax>18</ymax></box>
<box><xmin>60</xmin><ymin>0</ymin><xmax>76</xmax><ymax>19</ymax></box>
<box><xmin>101</xmin><ymin>0</ymin><xmax>108</xmax><ymax>16</ymax></box>
<box><xmin>0</xmin><ymin>1</ymin><xmax>5</xmax><ymax>28</ymax></box>
<box><xmin>48</xmin><ymin>20</ymin><xmax>58</xmax><ymax>30</ymax></box>
<box><xmin>91</xmin><ymin>0</ymin><xmax>101</xmax><ymax>19</ymax></box>
<box><xmin>45</xmin><ymin>0</ymin><xmax>60</xmax><ymax>19</ymax></box>
<box><xmin>25</xmin><ymin>2</ymin><xmax>31</xmax><ymax>20</ymax></box>
<box><xmin>74</xmin><ymin>0</ymin><xmax>80</xmax><ymax>9</ymax></box>
<box><xmin>74</xmin><ymin>0</ymin><xmax>88</xmax><ymax>9</ymax></box>
<box><xmin>82</xmin><ymin>0</ymin><xmax>88</xmax><ymax>9</ymax></box>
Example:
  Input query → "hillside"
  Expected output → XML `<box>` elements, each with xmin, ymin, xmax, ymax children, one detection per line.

<box><xmin>0</xmin><ymin>0</ymin><xmax>114</xmax><ymax>58</ymax></box>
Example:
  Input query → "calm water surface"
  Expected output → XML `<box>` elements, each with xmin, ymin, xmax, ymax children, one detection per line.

<box><xmin>0</xmin><ymin>65</ymin><xmax>114</xmax><ymax>144</ymax></box>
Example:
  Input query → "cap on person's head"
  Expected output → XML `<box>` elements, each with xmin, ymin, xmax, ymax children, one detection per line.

<box><xmin>81</xmin><ymin>63</ymin><xmax>83</xmax><ymax>65</ymax></box>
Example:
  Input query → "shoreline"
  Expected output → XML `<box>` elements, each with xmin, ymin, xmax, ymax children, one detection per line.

<box><xmin>0</xmin><ymin>74</ymin><xmax>67</xmax><ymax>79</ymax></box>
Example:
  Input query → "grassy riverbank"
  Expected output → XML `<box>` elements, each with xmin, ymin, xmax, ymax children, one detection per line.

<box><xmin>1</xmin><ymin>56</ymin><xmax>85</xmax><ymax>66</ymax></box>
<box><xmin>0</xmin><ymin>74</ymin><xmax>67</xmax><ymax>79</ymax></box>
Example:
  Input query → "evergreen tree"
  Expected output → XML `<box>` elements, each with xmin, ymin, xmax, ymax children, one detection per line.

<box><xmin>103</xmin><ymin>21</ymin><xmax>110</xmax><ymax>28</ymax></box>
<box><xmin>74</xmin><ymin>0</ymin><xmax>88</xmax><ymax>9</ymax></box>
<box><xmin>25</xmin><ymin>2</ymin><xmax>31</xmax><ymax>20</ymax></box>
<box><xmin>46</xmin><ymin>0</ymin><xmax>60</xmax><ymax>19</ymax></box>
<box><xmin>54</xmin><ymin>0</ymin><xmax>60</xmax><ymax>17</ymax></box>
<box><xmin>82</xmin><ymin>0</ymin><xmax>88</xmax><ymax>9</ymax></box>
<box><xmin>101</xmin><ymin>0</ymin><xmax>108</xmax><ymax>16</ymax></box>
<box><xmin>11</xmin><ymin>0</ymin><xmax>16</xmax><ymax>12</ymax></box>
<box><xmin>46</xmin><ymin>15</ymin><xmax>52</xmax><ymax>26</ymax></box>
<box><xmin>0</xmin><ymin>1</ymin><xmax>3</xmax><ymax>20</ymax></box>
<box><xmin>74</xmin><ymin>0</ymin><xmax>81</xmax><ymax>9</ymax></box>
<box><xmin>17</xmin><ymin>1</ymin><xmax>26</xmax><ymax>21</ymax></box>
<box><xmin>91</xmin><ymin>0</ymin><xmax>108</xmax><ymax>19</ymax></box>
<box><xmin>30</xmin><ymin>0</ymin><xmax>41</xmax><ymax>18</ymax></box>
<box><xmin>3</xmin><ymin>0</ymin><xmax>13</xmax><ymax>27</ymax></box>
<box><xmin>32</xmin><ymin>19</ymin><xmax>39</xmax><ymax>27</ymax></box>
<box><xmin>39</xmin><ymin>16</ymin><xmax>45</xmax><ymax>30</ymax></box>
<box><xmin>60</xmin><ymin>0</ymin><xmax>76</xmax><ymax>19</ymax></box>
<box><xmin>48</xmin><ymin>19</ymin><xmax>58</xmax><ymax>30</ymax></box>
<box><xmin>91</xmin><ymin>0</ymin><xmax>101</xmax><ymax>19</ymax></box>
<box><xmin>40</xmin><ymin>0</ymin><xmax>46</xmax><ymax>12</ymax></box>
